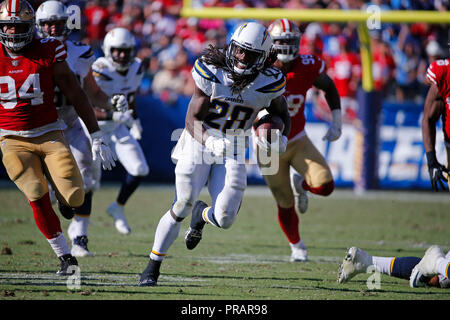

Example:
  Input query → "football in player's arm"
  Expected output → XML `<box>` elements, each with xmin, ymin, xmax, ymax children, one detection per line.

<box><xmin>0</xmin><ymin>0</ymin><xmax>115</xmax><ymax>275</ymax></box>
<box><xmin>421</xmin><ymin>59</ymin><xmax>450</xmax><ymax>192</ymax></box>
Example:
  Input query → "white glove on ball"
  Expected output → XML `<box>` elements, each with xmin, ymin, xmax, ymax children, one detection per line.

<box><xmin>110</xmin><ymin>94</ymin><xmax>129</xmax><ymax>112</ymax></box>
<box><xmin>91</xmin><ymin>131</ymin><xmax>117</xmax><ymax>170</ymax></box>
<box><xmin>205</xmin><ymin>136</ymin><xmax>232</xmax><ymax>157</ymax></box>
<box><xmin>322</xmin><ymin>109</ymin><xmax>342</xmax><ymax>142</ymax></box>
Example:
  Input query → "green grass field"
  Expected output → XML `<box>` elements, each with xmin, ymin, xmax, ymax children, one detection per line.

<box><xmin>0</xmin><ymin>183</ymin><xmax>449</xmax><ymax>302</ymax></box>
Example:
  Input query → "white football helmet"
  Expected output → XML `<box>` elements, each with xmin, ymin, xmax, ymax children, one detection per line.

<box><xmin>35</xmin><ymin>0</ymin><xmax>70</xmax><ymax>41</ymax></box>
<box><xmin>103</xmin><ymin>27</ymin><xmax>136</xmax><ymax>72</ymax></box>
<box><xmin>0</xmin><ymin>0</ymin><xmax>35</xmax><ymax>51</ymax></box>
<box><xmin>226</xmin><ymin>22</ymin><xmax>272</xmax><ymax>75</ymax></box>
<box><xmin>268</xmin><ymin>18</ymin><xmax>301</xmax><ymax>62</ymax></box>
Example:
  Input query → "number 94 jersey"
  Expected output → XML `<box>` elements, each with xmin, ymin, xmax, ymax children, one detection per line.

<box><xmin>192</xmin><ymin>58</ymin><xmax>286</xmax><ymax>137</ymax></box>
<box><xmin>0</xmin><ymin>38</ymin><xmax>67</xmax><ymax>136</ymax></box>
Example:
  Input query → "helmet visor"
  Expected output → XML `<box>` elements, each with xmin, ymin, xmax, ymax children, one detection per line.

<box><xmin>228</xmin><ymin>41</ymin><xmax>265</xmax><ymax>74</ymax></box>
<box><xmin>39</xmin><ymin>19</ymin><xmax>68</xmax><ymax>38</ymax></box>
<box><xmin>111</xmin><ymin>47</ymin><xmax>133</xmax><ymax>67</ymax></box>
<box><xmin>0</xmin><ymin>21</ymin><xmax>34</xmax><ymax>50</ymax></box>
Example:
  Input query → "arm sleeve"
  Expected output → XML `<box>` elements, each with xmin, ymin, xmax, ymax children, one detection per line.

<box><xmin>52</xmin><ymin>39</ymin><xmax>67</xmax><ymax>63</ymax></box>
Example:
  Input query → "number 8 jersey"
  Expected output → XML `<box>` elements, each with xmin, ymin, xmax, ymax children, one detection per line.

<box><xmin>192</xmin><ymin>58</ymin><xmax>286</xmax><ymax>137</ymax></box>
<box><xmin>0</xmin><ymin>38</ymin><xmax>67</xmax><ymax>137</ymax></box>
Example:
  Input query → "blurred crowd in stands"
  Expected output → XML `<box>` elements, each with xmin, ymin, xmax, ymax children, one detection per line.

<box><xmin>31</xmin><ymin>0</ymin><xmax>449</xmax><ymax>108</ymax></box>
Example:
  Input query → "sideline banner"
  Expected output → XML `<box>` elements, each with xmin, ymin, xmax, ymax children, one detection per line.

<box><xmin>248</xmin><ymin>100</ymin><xmax>445</xmax><ymax>190</ymax></box>
<box><xmin>0</xmin><ymin>95</ymin><xmax>443</xmax><ymax>190</ymax></box>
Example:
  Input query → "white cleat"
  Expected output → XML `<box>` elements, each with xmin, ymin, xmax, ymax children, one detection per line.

<box><xmin>338</xmin><ymin>247</ymin><xmax>373</xmax><ymax>283</ymax></box>
<box><xmin>292</xmin><ymin>173</ymin><xmax>308</xmax><ymax>214</ymax></box>
<box><xmin>290</xmin><ymin>240</ymin><xmax>308</xmax><ymax>262</ymax></box>
<box><xmin>71</xmin><ymin>236</ymin><xmax>93</xmax><ymax>257</ymax></box>
<box><xmin>410</xmin><ymin>245</ymin><xmax>444</xmax><ymax>288</ymax></box>
<box><xmin>106</xmin><ymin>202</ymin><xmax>131</xmax><ymax>235</ymax></box>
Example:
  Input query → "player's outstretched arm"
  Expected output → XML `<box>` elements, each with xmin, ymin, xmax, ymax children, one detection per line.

<box><xmin>422</xmin><ymin>84</ymin><xmax>444</xmax><ymax>155</ymax></box>
<box><xmin>313</xmin><ymin>72</ymin><xmax>342</xmax><ymax>141</ymax></box>
<box><xmin>53</xmin><ymin>60</ymin><xmax>100</xmax><ymax>134</ymax></box>
<box><xmin>313</xmin><ymin>72</ymin><xmax>341</xmax><ymax>113</ymax></box>
<box><xmin>422</xmin><ymin>84</ymin><xmax>448</xmax><ymax>191</ymax></box>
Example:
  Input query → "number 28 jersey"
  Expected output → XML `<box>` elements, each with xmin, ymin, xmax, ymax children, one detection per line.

<box><xmin>426</xmin><ymin>59</ymin><xmax>450</xmax><ymax>145</ymax></box>
<box><xmin>192</xmin><ymin>58</ymin><xmax>286</xmax><ymax>137</ymax></box>
<box><xmin>0</xmin><ymin>38</ymin><xmax>67</xmax><ymax>137</ymax></box>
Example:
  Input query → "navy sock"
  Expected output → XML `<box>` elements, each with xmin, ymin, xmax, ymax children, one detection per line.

<box><xmin>391</xmin><ymin>256</ymin><xmax>422</xmax><ymax>280</ymax></box>
<box><xmin>117</xmin><ymin>174</ymin><xmax>142</xmax><ymax>205</ymax></box>
<box><xmin>74</xmin><ymin>191</ymin><xmax>93</xmax><ymax>216</ymax></box>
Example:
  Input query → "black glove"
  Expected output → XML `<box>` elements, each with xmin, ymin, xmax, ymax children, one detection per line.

<box><xmin>426</xmin><ymin>151</ymin><xmax>449</xmax><ymax>192</ymax></box>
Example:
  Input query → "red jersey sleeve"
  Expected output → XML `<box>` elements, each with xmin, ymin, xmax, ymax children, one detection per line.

<box><xmin>427</xmin><ymin>60</ymin><xmax>442</xmax><ymax>87</ymax></box>
<box><xmin>52</xmin><ymin>39</ymin><xmax>67</xmax><ymax>63</ymax></box>
<box><xmin>427</xmin><ymin>59</ymin><xmax>450</xmax><ymax>96</ymax></box>
<box><xmin>309</xmin><ymin>55</ymin><xmax>326</xmax><ymax>78</ymax></box>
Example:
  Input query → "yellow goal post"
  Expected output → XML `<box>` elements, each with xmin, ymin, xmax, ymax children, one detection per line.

<box><xmin>180</xmin><ymin>0</ymin><xmax>450</xmax><ymax>92</ymax></box>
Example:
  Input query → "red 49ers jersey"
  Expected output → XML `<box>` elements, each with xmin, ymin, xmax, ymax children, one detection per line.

<box><xmin>426</xmin><ymin>59</ymin><xmax>450</xmax><ymax>144</ymax></box>
<box><xmin>284</xmin><ymin>54</ymin><xmax>325</xmax><ymax>140</ymax></box>
<box><xmin>0</xmin><ymin>37</ymin><xmax>67</xmax><ymax>135</ymax></box>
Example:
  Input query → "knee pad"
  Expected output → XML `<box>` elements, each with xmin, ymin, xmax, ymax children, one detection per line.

<box><xmin>24</xmin><ymin>180</ymin><xmax>48</xmax><ymax>202</ymax></box>
<box><xmin>214</xmin><ymin>208</ymin><xmax>237</xmax><ymax>229</ymax></box>
<box><xmin>172</xmin><ymin>199</ymin><xmax>194</xmax><ymax>219</ymax></box>
<box><xmin>65</xmin><ymin>187</ymin><xmax>85</xmax><ymax>208</ymax></box>
<box><xmin>74</xmin><ymin>191</ymin><xmax>93</xmax><ymax>216</ymax></box>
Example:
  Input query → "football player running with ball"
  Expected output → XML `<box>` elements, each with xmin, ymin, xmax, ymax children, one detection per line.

<box><xmin>0</xmin><ymin>0</ymin><xmax>115</xmax><ymax>275</ymax></box>
<box><xmin>422</xmin><ymin>57</ymin><xmax>450</xmax><ymax>191</ymax></box>
<box><xmin>91</xmin><ymin>27</ymin><xmax>149</xmax><ymax>235</ymax></box>
<box><xmin>35</xmin><ymin>0</ymin><xmax>128</xmax><ymax>257</ymax></box>
<box><xmin>139</xmin><ymin>22</ymin><xmax>291</xmax><ymax>286</ymax></box>
<box><xmin>258</xmin><ymin>19</ymin><xmax>342</xmax><ymax>262</ymax></box>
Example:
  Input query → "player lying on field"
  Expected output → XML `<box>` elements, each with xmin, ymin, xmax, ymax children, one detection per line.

<box><xmin>338</xmin><ymin>245</ymin><xmax>450</xmax><ymax>288</ymax></box>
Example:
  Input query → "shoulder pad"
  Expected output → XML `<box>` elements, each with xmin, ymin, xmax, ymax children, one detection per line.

<box><xmin>92</xmin><ymin>58</ymin><xmax>109</xmax><ymax>71</ymax></box>
<box><xmin>80</xmin><ymin>47</ymin><xmax>94</xmax><ymax>59</ymax></box>
<box><xmin>193</xmin><ymin>58</ymin><xmax>221</xmax><ymax>84</ymax></box>
<box><xmin>255</xmin><ymin>70</ymin><xmax>285</xmax><ymax>93</ymax></box>
<box><xmin>92</xmin><ymin>61</ymin><xmax>113</xmax><ymax>81</ymax></box>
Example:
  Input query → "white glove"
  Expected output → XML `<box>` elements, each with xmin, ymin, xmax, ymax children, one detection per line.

<box><xmin>112</xmin><ymin>110</ymin><xmax>134</xmax><ymax>126</ymax></box>
<box><xmin>322</xmin><ymin>109</ymin><xmax>342</xmax><ymax>142</ymax></box>
<box><xmin>256</xmin><ymin>129</ymin><xmax>288</xmax><ymax>154</ymax></box>
<box><xmin>205</xmin><ymin>135</ymin><xmax>232</xmax><ymax>157</ymax></box>
<box><xmin>90</xmin><ymin>131</ymin><xmax>117</xmax><ymax>170</ymax></box>
<box><xmin>129</xmin><ymin>119</ymin><xmax>143</xmax><ymax>140</ymax></box>
<box><xmin>110</xmin><ymin>94</ymin><xmax>128</xmax><ymax>112</ymax></box>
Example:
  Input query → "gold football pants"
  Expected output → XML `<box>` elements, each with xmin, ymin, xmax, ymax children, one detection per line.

<box><xmin>261</xmin><ymin>135</ymin><xmax>333</xmax><ymax>208</ymax></box>
<box><xmin>0</xmin><ymin>130</ymin><xmax>84</xmax><ymax>206</ymax></box>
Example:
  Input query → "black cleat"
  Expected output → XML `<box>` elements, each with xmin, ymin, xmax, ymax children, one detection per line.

<box><xmin>58</xmin><ymin>201</ymin><xmax>75</xmax><ymax>220</ymax></box>
<box><xmin>139</xmin><ymin>259</ymin><xmax>161</xmax><ymax>286</ymax></box>
<box><xmin>56</xmin><ymin>254</ymin><xmax>78</xmax><ymax>276</ymax></box>
<box><xmin>185</xmin><ymin>200</ymin><xmax>208</xmax><ymax>250</ymax></box>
